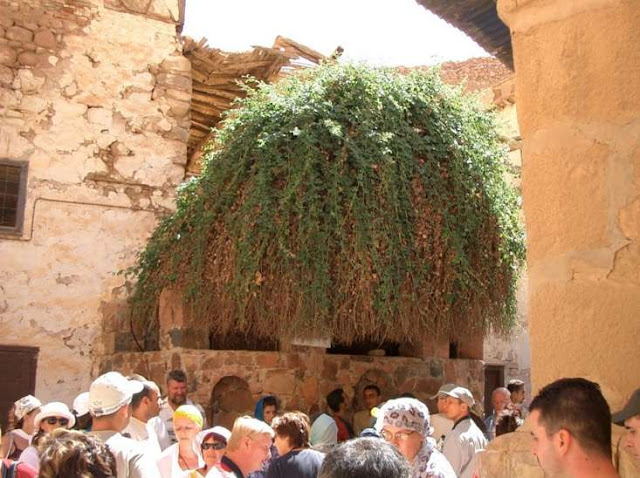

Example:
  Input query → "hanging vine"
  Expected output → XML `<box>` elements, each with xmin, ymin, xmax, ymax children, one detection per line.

<box><xmin>126</xmin><ymin>63</ymin><xmax>525</xmax><ymax>345</ymax></box>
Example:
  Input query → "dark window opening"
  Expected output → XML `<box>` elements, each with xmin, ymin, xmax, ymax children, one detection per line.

<box><xmin>0</xmin><ymin>160</ymin><xmax>28</xmax><ymax>234</ymax></box>
<box><xmin>328</xmin><ymin>340</ymin><xmax>400</xmax><ymax>357</ymax></box>
<box><xmin>209</xmin><ymin>332</ymin><xmax>278</xmax><ymax>351</ymax></box>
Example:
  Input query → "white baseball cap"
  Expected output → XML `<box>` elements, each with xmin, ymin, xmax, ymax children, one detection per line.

<box><xmin>441</xmin><ymin>386</ymin><xmax>475</xmax><ymax>408</ymax></box>
<box><xmin>73</xmin><ymin>392</ymin><xmax>90</xmax><ymax>416</ymax></box>
<box><xmin>89</xmin><ymin>372</ymin><xmax>144</xmax><ymax>417</ymax></box>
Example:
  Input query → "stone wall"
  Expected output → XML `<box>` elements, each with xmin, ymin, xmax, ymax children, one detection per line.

<box><xmin>106</xmin><ymin>349</ymin><xmax>485</xmax><ymax>430</ymax></box>
<box><xmin>0</xmin><ymin>0</ymin><xmax>189</xmax><ymax>404</ymax></box>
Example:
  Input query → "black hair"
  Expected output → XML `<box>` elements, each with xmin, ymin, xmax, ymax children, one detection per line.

<box><xmin>507</xmin><ymin>381</ymin><xmax>524</xmax><ymax>394</ymax></box>
<box><xmin>326</xmin><ymin>389</ymin><xmax>345</xmax><ymax>413</ymax></box>
<box><xmin>529</xmin><ymin>377</ymin><xmax>612</xmax><ymax>458</ymax></box>
<box><xmin>130</xmin><ymin>384</ymin><xmax>155</xmax><ymax>411</ymax></box>
<box><xmin>319</xmin><ymin>438</ymin><xmax>411</xmax><ymax>478</ymax></box>
<box><xmin>363</xmin><ymin>385</ymin><xmax>381</xmax><ymax>396</ymax></box>
<box><xmin>263</xmin><ymin>396</ymin><xmax>279</xmax><ymax>410</ymax></box>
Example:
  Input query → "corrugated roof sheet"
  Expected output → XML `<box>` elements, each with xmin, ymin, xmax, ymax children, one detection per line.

<box><xmin>415</xmin><ymin>0</ymin><xmax>513</xmax><ymax>69</ymax></box>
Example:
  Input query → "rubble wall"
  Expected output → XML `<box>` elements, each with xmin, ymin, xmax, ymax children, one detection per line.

<box><xmin>0</xmin><ymin>0</ymin><xmax>190</xmax><ymax>404</ymax></box>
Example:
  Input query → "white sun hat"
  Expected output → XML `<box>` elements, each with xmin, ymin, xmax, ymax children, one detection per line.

<box><xmin>34</xmin><ymin>402</ymin><xmax>75</xmax><ymax>430</ymax></box>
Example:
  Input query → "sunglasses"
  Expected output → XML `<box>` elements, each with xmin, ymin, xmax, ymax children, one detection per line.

<box><xmin>202</xmin><ymin>442</ymin><xmax>225</xmax><ymax>451</ymax></box>
<box><xmin>44</xmin><ymin>417</ymin><xmax>70</xmax><ymax>427</ymax></box>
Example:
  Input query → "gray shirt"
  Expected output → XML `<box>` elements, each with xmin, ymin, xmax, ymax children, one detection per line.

<box><xmin>442</xmin><ymin>416</ymin><xmax>487</xmax><ymax>478</ymax></box>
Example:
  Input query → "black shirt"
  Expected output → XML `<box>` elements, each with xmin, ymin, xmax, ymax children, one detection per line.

<box><xmin>265</xmin><ymin>449</ymin><xmax>324</xmax><ymax>478</ymax></box>
<box><xmin>221</xmin><ymin>455</ymin><xmax>244</xmax><ymax>478</ymax></box>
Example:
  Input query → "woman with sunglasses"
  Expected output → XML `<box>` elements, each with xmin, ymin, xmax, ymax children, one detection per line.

<box><xmin>375</xmin><ymin>398</ymin><xmax>455</xmax><ymax>478</ymax></box>
<box><xmin>17</xmin><ymin>401</ymin><xmax>75</xmax><ymax>472</ymax></box>
<box><xmin>195</xmin><ymin>426</ymin><xmax>231</xmax><ymax>477</ymax></box>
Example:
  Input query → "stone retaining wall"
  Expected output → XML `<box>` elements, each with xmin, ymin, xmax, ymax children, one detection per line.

<box><xmin>106</xmin><ymin>349</ymin><xmax>485</xmax><ymax>429</ymax></box>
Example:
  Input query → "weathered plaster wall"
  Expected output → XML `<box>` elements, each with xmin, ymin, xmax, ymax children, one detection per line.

<box><xmin>0</xmin><ymin>0</ymin><xmax>190</xmax><ymax>404</ymax></box>
<box><xmin>106</xmin><ymin>349</ymin><xmax>486</xmax><ymax>430</ymax></box>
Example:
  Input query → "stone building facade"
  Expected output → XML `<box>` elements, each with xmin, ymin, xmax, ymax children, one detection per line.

<box><xmin>0</xmin><ymin>0</ymin><xmax>190</xmax><ymax>405</ymax></box>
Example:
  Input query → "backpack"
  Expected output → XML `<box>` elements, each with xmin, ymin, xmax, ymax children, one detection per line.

<box><xmin>0</xmin><ymin>460</ymin><xmax>37</xmax><ymax>478</ymax></box>
<box><xmin>0</xmin><ymin>460</ymin><xmax>17</xmax><ymax>478</ymax></box>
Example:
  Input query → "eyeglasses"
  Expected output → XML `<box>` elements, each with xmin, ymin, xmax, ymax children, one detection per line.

<box><xmin>44</xmin><ymin>417</ymin><xmax>70</xmax><ymax>427</ymax></box>
<box><xmin>202</xmin><ymin>442</ymin><xmax>225</xmax><ymax>451</ymax></box>
<box><xmin>380</xmin><ymin>429</ymin><xmax>416</xmax><ymax>442</ymax></box>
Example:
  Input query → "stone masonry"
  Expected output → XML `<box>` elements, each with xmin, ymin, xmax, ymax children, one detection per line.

<box><xmin>0</xmin><ymin>0</ymin><xmax>190</xmax><ymax>404</ymax></box>
<box><xmin>106</xmin><ymin>348</ymin><xmax>485</xmax><ymax>430</ymax></box>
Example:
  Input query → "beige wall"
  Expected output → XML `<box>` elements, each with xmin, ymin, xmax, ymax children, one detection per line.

<box><xmin>499</xmin><ymin>0</ymin><xmax>640</xmax><ymax>410</ymax></box>
<box><xmin>0</xmin><ymin>0</ymin><xmax>189</xmax><ymax>404</ymax></box>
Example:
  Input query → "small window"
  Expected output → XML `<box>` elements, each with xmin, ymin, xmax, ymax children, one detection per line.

<box><xmin>0</xmin><ymin>160</ymin><xmax>28</xmax><ymax>234</ymax></box>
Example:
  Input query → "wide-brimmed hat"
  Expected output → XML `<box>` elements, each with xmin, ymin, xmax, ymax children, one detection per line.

<box><xmin>612</xmin><ymin>388</ymin><xmax>640</xmax><ymax>426</ymax></box>
<box><xmin>14</xmin><ymin>395</ymin><xmax>42</xmax><ymax>421</ymax></box>
<box><xmin>34</xmin><ymin>402</ymin><xmax>75</xmax><ymax>430</ymax></box>
<box><xmin>89</xmin><ymin>372</ymin><xmax>144</xmax><ymax>417</ymax></box>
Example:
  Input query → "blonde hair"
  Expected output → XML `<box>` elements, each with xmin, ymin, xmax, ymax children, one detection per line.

<box><xmin>226</xmin><ymin>416</ymin><xmax>274</xmax><ymax>451</ymax></box>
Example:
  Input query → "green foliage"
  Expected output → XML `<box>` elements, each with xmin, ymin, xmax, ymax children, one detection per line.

<box><xmin>128</xmin><ymin>63</ymin><xmax>525</xmax><ymax>344</ymax></box>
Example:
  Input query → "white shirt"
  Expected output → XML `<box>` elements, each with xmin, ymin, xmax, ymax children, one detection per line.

<box><xmin>158</xmin><ymin>398</ymin><xmax>207</xmax><ymax>450</ymax></box>
<box><xmin>91</xmin><ymin>430</ymin><xmax>159</xmax><ymax>478</ymax></box>
<box><xmin>442</xmin><ymin>416</ymin><xmax>487</xmax><ymax>478</ymax></box>
<box><xmin>123</xmin><ymin>416</ymin><xmax>163</xmax><ymax>458</ymax></box>
<box><xmin>156</xmin><ymin>443</ymin><xmax>204</xmax><ymax>478</ymax></box>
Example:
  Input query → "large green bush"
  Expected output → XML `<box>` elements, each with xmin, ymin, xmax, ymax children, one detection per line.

<box><xmin>128</xmin><ymin>63</ymin><xmax>525</xmax><ymax>345</ymax></box>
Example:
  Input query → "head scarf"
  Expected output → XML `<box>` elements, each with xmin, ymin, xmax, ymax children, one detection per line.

<box><xmin>173</xmin><ymin>405</ymin><xmax>204</xmax><ymax>429</ymax></box>
<box><xmin>310</xmin><ymin>413</ymin><xmax>338</xmax><ymax>447</ymax></box>
<box><xmin>254</xmin><ymin>396</ymin><xmax>277</xmax><ymax>423</ymax></box>
<box><xmin>375</xmin><ymin>398</ymin><xmax>455</xmax><ymax>478</ymax></box>
<box><xmin>374</xmin><ymin>397</ymin><xmax>433</xmax><ymax>437</ymax></box>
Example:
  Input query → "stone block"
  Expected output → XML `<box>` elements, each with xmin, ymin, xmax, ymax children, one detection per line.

<box><xmin>529</xmin><ymin>281</ymin><xmax>640</xmax><ymax>406</ymax></box>
<box><xmin>156</xmin><ymin>72</ymin><xmax>191</xmax><ymax>91</ymax></box>
<box><xmin>263</xmin><ymin>369</ymin><xmax>296</xmax><ymax>395</ymax></box>
<box><xmin>148</xmin><ymin>0</ymin><xmax>180</xmax><ymax>22</ymax></box>
<box><xmin>34</xmin><ymin>29</ymin><xmax>57</xmax><ymax>49</ymax></box>
<box><xmin>6</xmin><ymin>26</ymin><xmax>33</xmax><ymax>43</ymax></box>
<box><xmin>522</xmin><ymin>126</ymin><xmax>610</xmax><ymax>262</ymax></box>
<box><xmin>120</xmin><ymin>0</ymin><xmax>153</xmax><ymax>13</ymax></box>
<box><xmin>160</xmin><ymin>55</ymin><xmax>191</xmax><ymax>73</ymax></box>
<box><xmin>87</xmin><ymin>107</ymin><xmax>113</xmax><ymax>128</ymax></box>
<box><xmin>17</xmin><ymin>51</ymin><xmax>38</xmax><ymax>66</ymax></box>
<box><xmin>16</xmin><ymin>69</ymin><xmax>45</xmax><ymax>94</ymax></box>
<box><xmin>0</xmin><ymin>64</ymin><xmax>13</xmax><ymax>86</ymax></box>
<box><xmin>0</xmin><ymin>44</ymin><xmax>17</xmax><ymax>66</ymax></box>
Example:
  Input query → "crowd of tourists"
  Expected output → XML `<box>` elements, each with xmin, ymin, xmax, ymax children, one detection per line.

<box><xmin>1</xmin><ymin>369</ymin><xmax>639</xmax><ymax>478</ymax></box>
